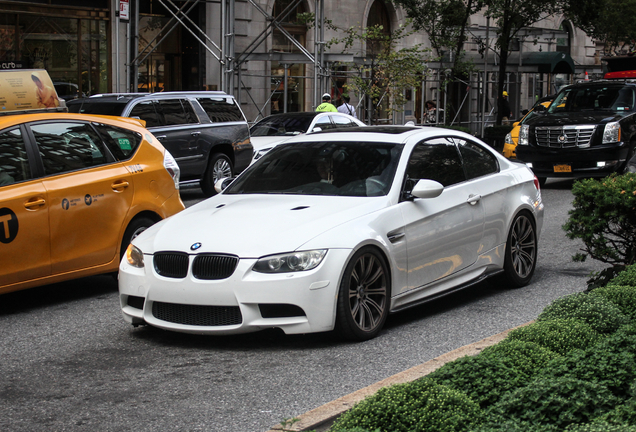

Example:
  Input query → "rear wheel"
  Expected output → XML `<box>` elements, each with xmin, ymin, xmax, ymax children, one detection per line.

<box><xmin>201</xmin><ymin>153</ymin><xmax>233</xmax><ymax>197</ymax></box>
<box><xmin>335</xmin><ymin>247</ymin><xmax>390</xmax><ymax>341</ymax></box>
<box><xmin>500</xmin><ymin>212</ymin><xmax>537</xmax><ymax>288</ymax></box>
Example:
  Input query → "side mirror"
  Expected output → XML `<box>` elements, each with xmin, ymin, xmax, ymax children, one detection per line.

<box><xmin>410</xmin><ymin>179</ymin><xmax>444</xmax><ymax>199</ymax></box>
<box><xmin>214</xmin><ymin>178</ymin><xmax>234</xmax><ymax>193</ymax></box>
<box><xmin>311</xmin><ymin>126</ymin><xmax>322</xmax><ymax>133</ymax></box>
<box><xmin>513</xmin><ymin>121</ymin><xmax>520</xmax><ymax>127</ymax></box>
<box><xmin>534</xmin><ymin>104</ymin><xmax>547</xmax><ymax>113</ymax></box>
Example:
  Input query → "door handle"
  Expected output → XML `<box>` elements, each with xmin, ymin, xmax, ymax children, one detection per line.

<box><xmin>467</xmin><ymin>194</ymin><xmax>481</xmax><ymax>205</ymax></box>
<box><xmin>155</xmin><ymin>135</ymin><xmax>167</xmax><ymax>140</ymax></box>
<box><xmin>24</xmin><ymin>197</ymin><xmax>46</xmax><ymax>210</ymax></box>
<box><xmin>112</xmin><ymin>180</ymin><xmax>130</xmax><ymax>192</ymax></box>
<box><xmin>191</xmin><ymin>131</ymin><xmax>201</xmax><ymax>136</ymax></box>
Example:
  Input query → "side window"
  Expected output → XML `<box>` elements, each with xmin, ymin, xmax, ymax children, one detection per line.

<box><xmin>0</xmin><ymin>128</ymin><xmax>32</xmax><ymax>186</ymax></box>
<box><xmin>196</xmin><ymin>97</ymin><xmax>243</xmax><ymax>122</ymax></box>
<box><xmin>158</xmin><ymin>99</ymin><xmax>193</xmax><ymax>126</ymax></box>
<box><xmin>406</xmin><ymin>138</ymin><xmax>465</xmax><ymax>187</ymax></box>
<box><xmin>30</xmin><ymin>122</ymin><xmax>108</xmax><ymax>176</ymax></box>
<box><xmin>331</xmin><ymin>115</ymin><xmax>355</xmax><ymax>128</ymax></box>
<box><xmin>313</xmin><ymin>116</ymin><xmax>333</xmax><ymax>131</ymax></box>
<box><xmin>129</xmin><ymin>101</ymin><xmax>162</xmax><ymax>127</ymax></box>
<box><xmin>456</xmin><ymin>139</ymin><xmax>499</xmax><ymax>180</ymax></box>
<box><xmin>93</xmin><ymin>123</ymin><xmax>142</xmax><ymax>161</ymax></box>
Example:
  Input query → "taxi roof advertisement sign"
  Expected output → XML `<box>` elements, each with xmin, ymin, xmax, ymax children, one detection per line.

<box><xmin>0</xmin><ymin>69</ymin><xmax>60</xmax><ymax>114</ymax></box>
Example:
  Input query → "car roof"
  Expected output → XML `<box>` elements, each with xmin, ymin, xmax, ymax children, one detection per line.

<box><xmin>69</xmin><ymin>91</ymin><xmax>234</xmax><ymax>104</ymax></box>
<box><xmin>279</xmin><ymin>125</ymin><xmax>439</xmax><ymax>144</ymax></box>
<box><xmin>0</xmin><ymin>112</ymin><xmax>147</xmax><ymax>130</ymax></box>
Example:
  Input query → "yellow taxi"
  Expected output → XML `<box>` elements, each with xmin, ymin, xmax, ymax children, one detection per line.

<box><xmin>0</xmin><ymin>70</ymin><xmax>184</xmax><ymax>294</ymax></box>
<box><xmin>503</xmin><ymin>100</ymin><xmax>552</xmax><ymax>159</ymax></box>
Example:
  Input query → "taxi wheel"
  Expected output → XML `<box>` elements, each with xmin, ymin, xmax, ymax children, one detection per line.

<box><xmin>201</xmin><ymin>153</ymin><xmax>233</xmax><ymax>197</ymax></box>
<box><xmin>119</xmin><ymin>216</ymin><xmax>156</xmax><ymax>260</ymax></box>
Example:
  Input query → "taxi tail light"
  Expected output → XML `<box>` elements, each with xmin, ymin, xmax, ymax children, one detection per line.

<box><xmin>163</xmin><ymin>150</ymin><xmax>180</xmax><ymax>190</ymax></box>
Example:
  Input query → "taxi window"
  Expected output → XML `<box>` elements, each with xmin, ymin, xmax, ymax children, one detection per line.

<box><xmin>30</xmin><ymin>122</ymin><xmax>109</xmax><ymax>176</ymax></box>
<box><xmin>0</xmin><ymin>128</ymin><xmax>32</xmax><ymax>187</ymax></box>
<box><xmin>93</xmin><ymin>123</ymin><xmax>142</xmax><ymax>161</ymax></box>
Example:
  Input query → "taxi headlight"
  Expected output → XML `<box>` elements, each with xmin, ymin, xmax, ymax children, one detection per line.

<box><xmin>253</xmin><ymin>250</ymin><xmax>327</xmax><ymax>273</ymax></box>
<box><xmin>519</xmin><ymin>125</ymin><xmax>529</xmax><ymax>145</ymax></box>
<box><xmin>126</xmin><ymin>244</ymin><xmax>145</xmax><ymax>268</ymax></box>
<box><xmin>504</xmin><ymin>133</ymin><xmax>514</xmax><ymax>145</ymax></box>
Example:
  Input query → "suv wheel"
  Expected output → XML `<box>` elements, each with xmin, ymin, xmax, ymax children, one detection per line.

<box><xmin>201</xmin><ymin>153</ymin><xmax>233</xmax><ymax>196</ymax></box>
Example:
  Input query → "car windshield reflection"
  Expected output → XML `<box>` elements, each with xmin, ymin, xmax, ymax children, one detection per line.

<box><xmin>225</xmin><ymin>141</ymin><xmax>403</xmax><ymax>197</ymax></box>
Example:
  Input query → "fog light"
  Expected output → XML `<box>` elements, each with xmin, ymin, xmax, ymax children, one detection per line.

<box><xmin>597</xmin><ymin>161</ymin><xmax>606</xmax><ymax>167</ymax></box>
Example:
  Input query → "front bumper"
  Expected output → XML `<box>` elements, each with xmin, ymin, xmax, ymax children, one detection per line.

<box><xmin>516</xmin><ymin>142</ymin><xmax>629</xmax><ymax>178</ymax></box>
<box><xmin>118</xmin><ymin>248</ymin><xmax>352</xmax><ymax>335</ymax></box>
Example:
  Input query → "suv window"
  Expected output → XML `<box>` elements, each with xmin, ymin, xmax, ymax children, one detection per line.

<box><xmin>30</xmin><ymin>122</ymin><xmax>108</xmax><ymax>175</ymax></box>
<box><xmin>93</xmin><ymin>123</ymin><xmax>142</xmax><ymax>160</ymax></box>
<box><xmin>548</xmin><ymin>84</ymin><xmax>636</xmax><ymax>113</ymax></box>
<box><xmin>129</xmin><ymin>101</ymin><xmax>162</xmax><ymax>127</ymax></box>
<box><xmin>0</xmin><ymin>128</ymin><xmax>32</xmax><ymax>186</ymax></box>
<box><xmin>196</xmin><ymin>97</ymin><xmax>243</xmax><ymax>122</ymax></box>
<box><xmin>158</xmin><ymin>99</ymin><xmax>198</xmax><ymax>125</ymax></box>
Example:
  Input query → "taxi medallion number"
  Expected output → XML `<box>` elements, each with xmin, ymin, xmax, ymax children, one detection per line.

<box><xmin>553</xmin><ymin>164</ymin><xmax>572</xmax><ymax>173</ymax></box>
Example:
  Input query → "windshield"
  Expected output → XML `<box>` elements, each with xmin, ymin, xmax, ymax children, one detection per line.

<box><xmin>548</xmin><ymin>85</ymin><xmax>635</xmax><ymax>114</ymax></box>
<box><xmin>225</xmin><ymin>141</ymin><xmax>403</xmax><ymax>197</ymax></box>
<box><xmin>250</xmin><ymin>116</ymin><xmax>315</xmax><ymax>137</ymax></box>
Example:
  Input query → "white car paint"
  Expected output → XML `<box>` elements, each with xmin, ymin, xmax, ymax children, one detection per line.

<box><xmin>119</xmin><ymin>126</ymin><xmax>544</xmax><ymax>340</ymax></box>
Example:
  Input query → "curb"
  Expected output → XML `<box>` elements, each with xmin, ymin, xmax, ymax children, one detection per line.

<box><xmin>267</xmin><ymin>321</ymin><xmax>533</xmax><ymax>432</ymax></box>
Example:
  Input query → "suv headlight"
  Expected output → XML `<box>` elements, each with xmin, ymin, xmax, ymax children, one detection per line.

<box><xmin>253</xmin><ymin>250</ymin><xmax>327</xmax><ymax>273</ymax></box>
<box><xmin>603</xmin><ymin>122</ymin><xmax>621</xmax><ymax>144</ymax></box>
<box><xmin>519</xmin><ymin>125</ymin><xmax>529</xmax><ymax>146</ymax></box>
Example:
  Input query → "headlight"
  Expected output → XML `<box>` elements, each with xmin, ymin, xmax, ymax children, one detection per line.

<box><xmin>253</xmin><ymin>250</ymin><xmax>327</xmax><ymax>273</ymax></box>
<box><xmin>504</xmin><ymin>133</ymin><xmax>514</xmax><ymax>145</ymax></box>
<box><xmin>602</xmin><ymin>122</ymin><xmax>621</xmax><ymax>144</ymax></box>
<box><xmin>126</xmin><ymin>244</ymin><xmax>145</xmax><ymax>268</ymax></box>
<box><xmin>518</xmin><ymin>125</ymin><xmax>529</xmax><ymax>145</ymax></box>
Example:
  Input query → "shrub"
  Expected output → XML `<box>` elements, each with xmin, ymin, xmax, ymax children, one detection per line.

<box><xmin>537</xmin><ymin>332</ymin><xmax>636</xmax><ymax>399</ymax></box>
<box><xmin>473</xmin><ymin>420</ymin><xmax>559</xmax><ymax>432</ymax></box>
<box><xmin>537</xmin><ymin>292</ymin><xmax>629</xmax><ymax>333</ymax></box>
<box><xmin>608</xmin><ymin>264</ymin><xmax>636</xmax><ymax>287</ymax></box>
<box><xmin>592</xmin><ymin>285</ymin><xmax>636</xmax><ymax>320</ymax></box>
<box><xmin>487</xmin><ymin>376</ymin><xmax>620</xmax><ymax>429</ymax></box>
<box><xmin>329</xmin><ymin>379</ymin><xmax>482</xmax><ymax>432</ymax></box>
<box><xmin>506</xmin><ymin>318</ymin><xmax>601</xmax><ymax>356</ymax></box>
<box><xmin>565</xmin><ymin>422</ymin><xmax>636</xmax><ymax>431</ymax></box>
<box><xmin>479</xmin><ymin>339</ymin><xmax>561</xmax><ymax>380</ymax></box>
<box><xmin>563</xmin><ymin>174</ymin><xmax>636</xmax><ymax>286</ymax></box>
<box><xmin>425</xmin><ymin>354</ymin><xmax>524</xmax><ymax>408</ymax></box>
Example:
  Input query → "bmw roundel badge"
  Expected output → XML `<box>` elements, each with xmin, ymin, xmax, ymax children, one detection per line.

<box><xmin>190</xmin><ymin>242</ymin><xmax>202</xmax><ymax>251</ymax></box>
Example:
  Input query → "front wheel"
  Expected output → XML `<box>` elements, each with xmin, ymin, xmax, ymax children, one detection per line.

<box><xmin>500</xmin><ymin>212</ymin><xmax>537</xmax><ymax>288</ymax></box>
<box><xmin>201</xmin><ymin>153</ymin><xmax>233</xmax><ymax>197</ymax></box>
<box><xmin>120</xmin><ymin>216</ymin><xmax>156</xmax><ymax>261</ymax></box>
<box><xmin>335</xmin><ymin>247</ymin><xmax>390</xmax><ymax>341</ymax></box>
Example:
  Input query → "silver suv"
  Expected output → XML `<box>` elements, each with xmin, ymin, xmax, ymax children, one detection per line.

<box><xmin>68</xmin><ymin>92</ymin><xmax>253</xmax><ymax>196</ymax></box>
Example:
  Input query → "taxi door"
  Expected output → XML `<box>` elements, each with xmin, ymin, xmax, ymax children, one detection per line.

<box><xmin>28</xmin><ymin>121</ymin><xmax>134</xmax><ymax>274</ymax></box>
<box><xmin>0</xmin><ymin>126</ymin><xmax>51</xmax><ymax>289</ymax></box>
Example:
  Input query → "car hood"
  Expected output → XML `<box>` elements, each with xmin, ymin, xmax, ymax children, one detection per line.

<box><xmin>250</xmin><ymin>135</ymin><xmax>298</xmax><ymax>151</ymax></box>
<box><xmin>134</xmin><ymin>194</ymin><xmax>387</xmax><ymax>257</ymax></box>
<box><xmin>526</xmin><ymin>111</ymin><xmax>629</xmax><ymax>127</ymax></box>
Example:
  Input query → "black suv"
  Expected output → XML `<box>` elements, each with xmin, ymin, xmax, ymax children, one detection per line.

<box><xmin>67</xmin><ymin>92</ymin><xmax>252</xmax><ymax>196</ymax></box>
<box><xmin>516</xmin><ymin>81</ymin><xmax>636</xmax><ymax>184</ymax></box>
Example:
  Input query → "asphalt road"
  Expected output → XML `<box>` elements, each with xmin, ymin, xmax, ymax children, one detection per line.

<box><xmin>0</xmin><ymin>179</ymin><xmax>604</xmax><ymax>432</ymax></box>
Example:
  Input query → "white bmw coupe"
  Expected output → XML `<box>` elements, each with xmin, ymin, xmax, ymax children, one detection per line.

<box><xmin>119</xmin><ymin>126</ymin><xmax>544</xmax><ymax>341</ymax></box>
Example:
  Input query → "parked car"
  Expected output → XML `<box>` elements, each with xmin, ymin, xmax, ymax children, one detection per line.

<box><xmin>119</xmin><ymin>126</ymin><xmax>543</xmax><ymax>341</ymax></box>
<box><xmin>516</xmin><ymin>81</ymin><xmax>636</xmax><ymax>184</ymax></box>
<box><xmin>250</xmin><ymin>111</ymin><xmax>365</xmax><ymax>161</ymax></box>
<box><xmin>0</xmin><ymin>112</ymin><xmax>185</xmax><ymax>294</ymax></box>
<box><xmin>503</xmin><ymin>97</ymin><xmax>553</xmax><ymax>159</ymax></box>
<box><xmin>67</xmin><ymin>92</ymin><xmax>253</xmax><ymax>196</ymax></box>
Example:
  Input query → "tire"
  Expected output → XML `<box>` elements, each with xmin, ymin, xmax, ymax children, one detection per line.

<box><xmin>201</xmin><ymin>153</ymin><xmax>233</xmax><ymax>197</ymax></box>
<box><xmin>500</xmin><ymin>212</ymin><xmax>537</xmax><ymax>288</ymax></box>
<box><xmin>335</xmin><ymin>247</ymin><xmax>390</xmax><ymax>341</ymax></box>
<box><xmin>120</xmin><ymin>216</ymin><xmax>156</xmax><ymax>261</ymax></box>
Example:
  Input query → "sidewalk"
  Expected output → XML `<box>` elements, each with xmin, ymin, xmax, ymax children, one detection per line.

<box><xmin>267</xmin><ymin>322</ymin><xmax>532</xmax><ymax>432</ymax></box>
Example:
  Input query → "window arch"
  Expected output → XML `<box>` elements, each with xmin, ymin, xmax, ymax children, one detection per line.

<box><xmin>366</xmin><ymin>0</ymin><xmax>392</xmax><ymax>56</ymax></box>
<box><xmin>557</xmin><ymin>21</ymin><xmax>572</xmax><ymax>56</ymax></box>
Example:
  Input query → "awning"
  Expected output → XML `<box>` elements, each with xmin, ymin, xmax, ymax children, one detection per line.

<box><xmin>517</xmin><ymin>51</ymin><xmax>575</xmax><ymax>74</ymax></box>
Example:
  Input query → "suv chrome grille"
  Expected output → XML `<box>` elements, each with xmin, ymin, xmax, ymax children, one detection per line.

<box><xmin>154</xmin><ymin>252</ymin><xmax>189</xmax><ymax>278</ymax></box>
<box><xmin>192</xmin><ymin>254</ymin><xmax>239</xmax><ymax>280</ymax></box>
<box><xmin>535</xmin><ymin>125</ymin><xmax>596</xmax><ymax>148</ymax></box>
<box><xmin>153</xmin><ymin>302</ymin><xmax>242</xmax><ymax>326</ymax></box>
